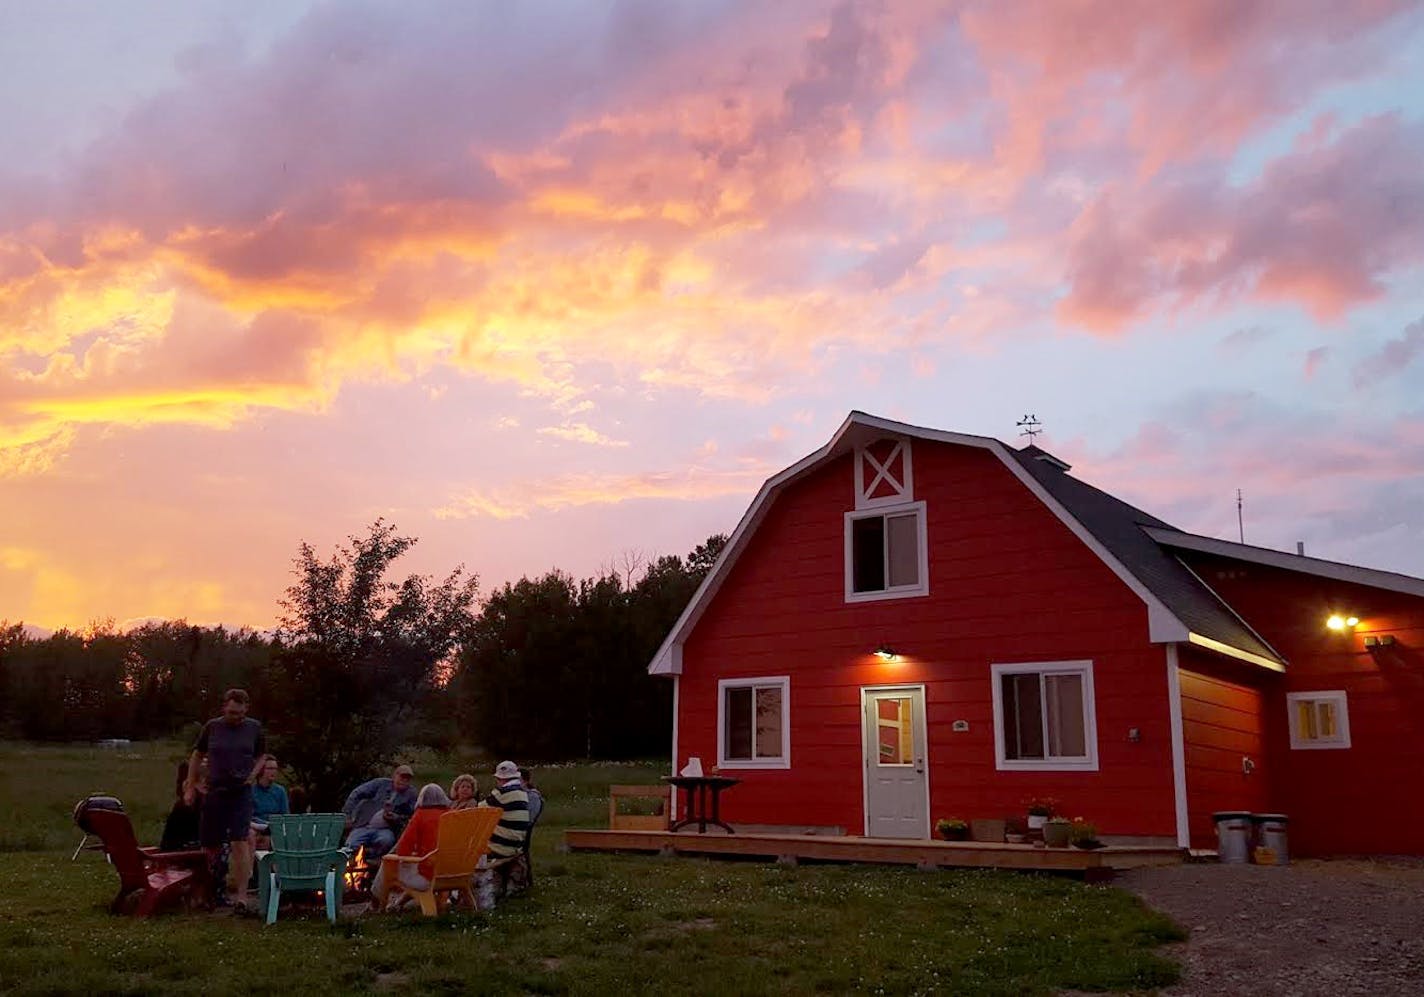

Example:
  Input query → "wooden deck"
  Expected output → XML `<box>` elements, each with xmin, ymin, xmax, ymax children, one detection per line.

<box><xmin>563</xmin><ymin>828</ymin><xmax>1185</xmax><ymax>877</ymax></box>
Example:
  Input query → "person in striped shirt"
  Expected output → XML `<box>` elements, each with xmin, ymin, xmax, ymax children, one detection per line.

<box><xmin>474</xmin><ymin>759</ymin><xmax>531</xmax><ymax>905</ymax></box>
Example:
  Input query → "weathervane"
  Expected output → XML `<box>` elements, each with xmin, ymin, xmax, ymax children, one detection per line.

<box><xmin>1016</xmin><ymin>414</ymin><xmax>1043</xmax><ymax>443</ymax></box>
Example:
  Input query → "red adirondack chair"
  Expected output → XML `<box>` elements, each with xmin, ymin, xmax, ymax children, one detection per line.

<box><xmin>83</xmin><ymin>807</ymin><xmax>211</xmax><ymax>916</ymax></box>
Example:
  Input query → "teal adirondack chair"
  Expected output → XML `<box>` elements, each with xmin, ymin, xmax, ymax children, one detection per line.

<box><xmin>257</xmin><ymin>814</ymin><xmax>349</xmax><ymax>925</ymax></box>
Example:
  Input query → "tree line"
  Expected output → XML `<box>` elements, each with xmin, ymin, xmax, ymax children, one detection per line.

<box><xmin>0</xmin><ymin>521</ymin><xmax>725</xmax><ymax>807</ymax></box>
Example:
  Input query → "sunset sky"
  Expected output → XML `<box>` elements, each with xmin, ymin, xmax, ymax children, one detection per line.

<box><xmin>3</xmin><ymin>0</ymin><xmax>1424</xmax><ymax>633</ymax></box>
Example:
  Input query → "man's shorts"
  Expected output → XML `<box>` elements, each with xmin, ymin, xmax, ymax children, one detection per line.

<box><xmin>200</xmin><ymin>785</ymin><xmax>254</xmax><ymax>847</ymax></box>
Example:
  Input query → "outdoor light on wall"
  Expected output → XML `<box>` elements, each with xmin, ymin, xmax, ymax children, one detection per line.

<box><xmin>1364</xmin><ymin>635</ymin><xmax>1397</xmax><ymax>648</ymax></box>
<box><xmin>873</xmin><ymin>643</ymin><xmax>899</xmax><ymax>661</ymax></box>
<box><xmin>1325</xmin><ymin>614</ymin><xmax>1359</xmax><ymax>632</ymax></box>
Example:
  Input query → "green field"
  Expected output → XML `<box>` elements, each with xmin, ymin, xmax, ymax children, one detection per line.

<box><xmin>0</xmin><ymin>743</ymin><xmax>1183</xmax><ymax>995</ymax></box>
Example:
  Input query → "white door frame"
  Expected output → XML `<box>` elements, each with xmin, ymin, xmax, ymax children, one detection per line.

<box><xmin>859</xmin><ymin>684</ymin><xmax>931</xmax><ymax>839</ymax></box>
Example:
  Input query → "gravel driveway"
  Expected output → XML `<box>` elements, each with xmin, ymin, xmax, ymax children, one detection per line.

<box><xmin>1122</xmin><ymin>859</ymin><xmax>1424</xmax><ymax>996</ymax></box>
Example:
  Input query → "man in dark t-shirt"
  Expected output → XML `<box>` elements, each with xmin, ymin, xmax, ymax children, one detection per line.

<box><xmin>185</xmin><ymin>688</ymin><xmax>267</xmax><ymax>909</ymax></box>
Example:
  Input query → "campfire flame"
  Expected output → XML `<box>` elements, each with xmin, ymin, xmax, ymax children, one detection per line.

<box><xmin>344</xmin><ymin>846</ymin><xmax>366</xmax><ymax>891</ymax></box>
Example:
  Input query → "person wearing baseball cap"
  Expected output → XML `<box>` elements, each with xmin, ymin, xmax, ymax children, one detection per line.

<box><xmin>342</xmin><ymin>763</ymin><xmax>418</xmax><ymax>860</ymax></box>
<box><xmin>475</xmin><ymin>760</ymin><xmax>531</xmax><ymax>903</ymax></box>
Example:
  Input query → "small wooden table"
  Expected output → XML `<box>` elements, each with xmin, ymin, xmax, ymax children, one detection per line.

<box><xmin>662</xmin><ymin>775</ymin><xmax>740</xmax><ymax>834</ymax></box>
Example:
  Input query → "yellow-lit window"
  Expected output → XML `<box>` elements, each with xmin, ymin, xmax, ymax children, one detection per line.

<box><xmin>1288</xmin><ymin>691</ymin><xmax>1350</xmax><ymax>750</ymax></box>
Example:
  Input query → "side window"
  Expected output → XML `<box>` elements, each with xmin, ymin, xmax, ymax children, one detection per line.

<box><xmin>1287</xmin><ymin>691</ymin><xmax>1350</xmax><ymax>749</ymax></box>
<box><xmin>718</xmin><ymin>677</ymin><xmax>790</xmax><ymax>769</ymax></box>
<box><xmin>991</xmin><ymin>661</ymin><xmax>1099</xmax><ymax>771</ymax></box>
<box><xmin>844</xmin><ymin>502</ymin><xmax>928</xmax><ymax>602</ymax></box>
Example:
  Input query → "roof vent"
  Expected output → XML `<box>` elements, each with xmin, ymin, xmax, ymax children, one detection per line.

<box><xmin>1019</xmin><ymin>444</ymin><xmax>1071</xmax><ymax>472</ymax></box>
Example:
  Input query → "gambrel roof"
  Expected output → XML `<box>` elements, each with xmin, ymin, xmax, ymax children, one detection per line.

<box><xmin>649</xmin><ymin>411</ymin><xmax>1335</xmax><ymax>675</ymax></box>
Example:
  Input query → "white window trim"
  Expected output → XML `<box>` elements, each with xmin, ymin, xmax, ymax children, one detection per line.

<box><xmin>990</xmin><ymin>660</ymin><xmax>1100</xmax><ymax>771</ymax></box>
<box><xmin>1286</xmin><ymin>690</ymin><xmax>1351</xmax><ymax>750</ymax></box>
<box><xmin>717</xmin><ymin>676</ymin><xmax>791</xmax><ymax>769</ymax></box>
<box><xmin>843</xmin><ymin>500</ymin><xmax>930</xmax><ymax>603</ymax></box>
<box><xmin>855</xmin><ymin>439</ymin><xmax>914</xmax><ymax>509</ymax></box>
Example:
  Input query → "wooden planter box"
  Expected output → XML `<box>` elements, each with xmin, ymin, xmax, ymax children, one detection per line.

<box><xmin>971</xmin><ymin>819</ymin><xmax>1006</xmax><ymax>843</ymax></box>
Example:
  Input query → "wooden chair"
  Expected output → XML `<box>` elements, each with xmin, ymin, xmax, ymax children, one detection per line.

<box><xmin>83</xmin><ymin>808</ymin><xmax>210</xmax><ymax>917</ymax></box>
<box><xmin>608</xmin><ymin>785</ymin><xmax>671</xmax><ymax>830</ymax></box>
<box><xmin>258</xmin><ymin>813</ymin><xmax>349</xmax><ymax>925</ymax></box>
<box><xmin>382</xmin><ymin>808</ymin><xmax>500</xmax><ymax>916</ymax></box>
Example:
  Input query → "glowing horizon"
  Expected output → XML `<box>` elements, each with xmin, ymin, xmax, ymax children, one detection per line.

<box><xmin>3</xmin><ymin>1</ymin><xmax>1423</xmax><ymax>631</ymax></box>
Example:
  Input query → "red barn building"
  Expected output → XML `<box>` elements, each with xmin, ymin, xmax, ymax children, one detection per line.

<box><xmin>649</xmin><ymin>412</ymin><xmax>1424</xmax><ymax>855</ymax></box>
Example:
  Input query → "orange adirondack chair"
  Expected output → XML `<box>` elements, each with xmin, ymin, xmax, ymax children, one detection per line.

<box><xmin>83</xmin><ymin>807</ymin><xmax>211</xmax><ymax>916</ymax></box>
<box><xmin>380</xmin><ymin>807</ymin><xmax>500</xmax><ymax>916</ymax></box>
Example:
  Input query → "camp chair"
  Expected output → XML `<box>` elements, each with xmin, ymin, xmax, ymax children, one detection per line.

<box><xmin>82</xmin><ymin>807</ymin><xmax>210</xmax><ymax>917</ymax></box>
<box><xmin>257</xmin><ymin>813</ymin><xmax>349</xmax><ymax>925</ymax></box>
<box><xmin>381</xmin><ymin>807</ymin><xmax>500</xmax><ymax>916</ymax></box>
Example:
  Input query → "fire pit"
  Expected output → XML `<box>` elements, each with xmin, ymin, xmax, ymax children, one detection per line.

<box><xmin>343</xmin><ymin>846</ymin><xmax>375</xmax><ymax>900</ymax></box>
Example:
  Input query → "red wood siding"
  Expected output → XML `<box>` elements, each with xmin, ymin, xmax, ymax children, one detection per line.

<box><xmin>1177</xmin><ymin>552</ymin><xmax>1424</xmax><ymax>856</ymax></box>
<box><xmin>1176</xmin><ymin>645</ymin><xmax>1272</xmax><ymax>848</ymax></box>
<box><xmin>676</xmin><ymin>442</ymin><xmax>1178</xmax><ymax>839</ymax></box>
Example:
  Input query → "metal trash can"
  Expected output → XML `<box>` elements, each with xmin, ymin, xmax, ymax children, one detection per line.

<box><xmin>1252</xmin><ymin>813</ymin><xmax>1289</xmax><ymax>865</ymax></box>
<box><xmin>1212</xmin><ymin>811</ymin><xmax>1253</xmax><ymax>863</ymax></box>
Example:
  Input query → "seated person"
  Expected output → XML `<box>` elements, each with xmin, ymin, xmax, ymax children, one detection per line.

<box><xmin>475</xmin><ymin>760</ymin><xmax>531</xmax><ymax>905</ymax></box>
<box><xmin>520</xmin><ymin>767</ymin><xmax>544</xmax><ymax>826</ymax></box>
<box><xmin>342</xmin><ymin>763</ymin><xmax>417</xmax><ymax>860</ymax></box>
<box><xmin>449</xmin><ymin>773</ymin><xmax>479</xmax><ymax>811</ymax></box>
<box><xmin>367</xmin><ymin>783</ymin><xmax>450</xmax><ymax>911</ymax></box>
<box><xmin>249</xmin><ymin>756</ymin><xmax>289</xmax><ymax>849</ymax></box>
<box><xmin>160</xmin><ymin>759</ymin><xmax>207</xmax><ymax>851</ymax></box>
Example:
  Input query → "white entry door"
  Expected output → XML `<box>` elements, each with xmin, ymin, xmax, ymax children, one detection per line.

<box><xmin>861</xmin><ymin>686</ymin><xmax>929</xmax><ymax>839</ymax></box>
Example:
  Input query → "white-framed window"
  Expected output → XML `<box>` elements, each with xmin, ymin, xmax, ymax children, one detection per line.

<box><xmin>844</xmin><ymin>501</ymin><xmax>929</xmax><ymax>602</ymax></box>
<box><xmin>855</xmin><ymin>438</ymin><xmax>913</xmax><ymax>509</ymax></box>
<box><xmin>991</xmin><ymin>661</ymin><xmax>1099</xmax><ymax>771</ymax></box>
<box><xmin>1287</xmin><ymin>690</ymin><xmax>1351</xmax><ymax>750</ymax></box>
<box><xmin>717</xmin><ymin>676</ymin><xmax>790</xmax><ymax>769</ymax></box>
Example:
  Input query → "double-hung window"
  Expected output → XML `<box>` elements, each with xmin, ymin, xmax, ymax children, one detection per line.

<box><xmin>844</xmin><ymin>502</ymin><xmax>928</xmax><ymax>602</ymax></box>
<box><xmin>1287</xmin><ymin>691</ymin><xmax>1350</xmax><ymax>749</ymax></box>
<box><xmin>991</xmin><ymin>661</ymin><xmax>1099</xmax><ymax>770</ymax></box>
<box><xmin>718</xmin><ymin>677</ymin><xmax>790</xmax><ymax>768</ymax></box>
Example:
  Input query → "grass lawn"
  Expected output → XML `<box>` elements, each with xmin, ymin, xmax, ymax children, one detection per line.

<box><xmin>0</xmin><ymin>742</ymin><xmax>1184</xmax><ymax>995</ymax></box>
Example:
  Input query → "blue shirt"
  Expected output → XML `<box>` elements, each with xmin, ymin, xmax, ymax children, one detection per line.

<box><xmin>252</xmin><ymin>782</ymin><xmax>289</xmax><ymax>822</ymax></box>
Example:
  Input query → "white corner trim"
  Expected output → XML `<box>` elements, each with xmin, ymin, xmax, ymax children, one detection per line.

<box><xmin>989</xmin><ymin>660</ymin><xmax>1100</xmax><ymax>771</ymax></box>
<box><xmin>716</xmin><ymin>676</ymin><xmax>791</xmax><ymax>769</ymax></box>
<box><xmin>670</xmin><ymin>675</ymin><xmax>680</xmax><ymax>822</ymax></box>
<box><xmin>1187</xmin><ymin>632</ymin><xmax>1286</xmax><ymax>672</ymax></box>
<box><xmin>1286</xmin><ymin>690</ymin><xmax>1352</xmax><ymax>750</ymax></box>
<box><xmin>1165</xmin><ymin>644</ymin><xmax>1190</xmax><ymax>849</ymax></box>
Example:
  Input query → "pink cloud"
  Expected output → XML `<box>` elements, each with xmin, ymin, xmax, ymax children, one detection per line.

<box><xmin>1059</xmin><ymin>115</ymin><xmax>1424</xmax><ymax>331</ymax></box>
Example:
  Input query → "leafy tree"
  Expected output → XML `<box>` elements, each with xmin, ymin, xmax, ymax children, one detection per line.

<box><xmin>267</xmin><ymin>520</ymin><xmax>478</xmax><ymax>808</ymax></box>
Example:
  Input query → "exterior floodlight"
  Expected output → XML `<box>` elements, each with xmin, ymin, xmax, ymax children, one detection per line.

<box><xmin>1326</xmin><ymin>615</ymin><xmax>1346</xmax><ymax>631</ymax></box>
<box><xmin>874</xmin><ymin>644</ymin><xmax>898</xmax><ymax>661</ymax></box>
<box><xmin>1325</xmin><ymin>615</ymin><xmax>1359</xmax><ymax>632</ymax></box>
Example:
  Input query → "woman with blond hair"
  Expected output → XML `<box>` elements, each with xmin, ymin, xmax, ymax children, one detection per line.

<box><xmin>449</xmin><ymin>773</ymin><xmax>479</xmax><ymax>810</ymax></box>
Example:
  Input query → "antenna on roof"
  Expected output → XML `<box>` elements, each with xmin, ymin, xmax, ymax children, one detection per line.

<box><xmin>1236</xmin><ymin>488</ymin><xmax>1244</xmax><ymax>543</ymax></box>
<box><xmin>1016</xmin><ymin>414</ymin><xmax>1043</xmax><ymax>443</ymax></box>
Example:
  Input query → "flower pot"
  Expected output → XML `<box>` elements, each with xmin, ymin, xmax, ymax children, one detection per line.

<box><xmin>1043</xmin><ymin>822</ymin><xmax>1072</xmax><ymax>848</ymax></box>
<box><xmin>971</xmin><ymin>818</ymin><xmax>1006</xmax><ymax>843</ymax></box>
<box><xmin>938</xmin><ymin>826</ymin><xmax>969</xmax><ymax>841</ymax></box>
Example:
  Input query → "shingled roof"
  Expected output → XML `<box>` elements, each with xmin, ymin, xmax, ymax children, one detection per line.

<box><xmin>1006</xmin><ymin>445</ymin><xmax>1284</xmax><ymax>666</ymax></box>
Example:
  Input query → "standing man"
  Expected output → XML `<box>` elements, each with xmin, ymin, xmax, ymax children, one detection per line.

<box><xmin>184</xmin><ymin>688</ymin><xmax>268</xmax><ymax>911</ymax></box>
